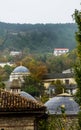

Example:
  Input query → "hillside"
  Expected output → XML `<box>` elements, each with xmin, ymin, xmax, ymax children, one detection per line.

<box><xmin>0</xmin><ymin>22</ymin><xmax>77</xmax><ymax>53</ymax></box>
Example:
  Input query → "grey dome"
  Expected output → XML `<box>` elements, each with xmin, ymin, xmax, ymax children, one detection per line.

<box><xmin>19</xmin><ymin>91</ymin><xmax>36</xmax><ymax>101</ymax></box>
<box><xmin>13</xmin><ymin>66</ymin><xmax>29</xmax><ymax>73</ymax></box>
<box><xmin>44</xmin><ymin>93</ymin><xmax>79</xmax><ymax>115</ymax></box>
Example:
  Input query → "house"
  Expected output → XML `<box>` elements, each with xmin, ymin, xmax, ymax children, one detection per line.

<box><xmin>53</xmin><ymin>48</ymin><xmax>69</xmax><ymax>56</ymax></box>
<box><xmin>10</xmin><ymin>51</ymin><xmax>22</xmax><ymax>56</ymax></box>
<box><xmin>0</xmin><ymin>62</ymin><xmax>13</xmax><ymax>67</ymax></box>
<box><xmin>43</xmin><ymin>73</ymin><xmax>77</xmax><ymax>94</ymax></box>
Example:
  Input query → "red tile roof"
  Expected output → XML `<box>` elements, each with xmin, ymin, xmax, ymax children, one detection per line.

<box><xmin>0</xmin><ymin>89</ymin><xmax>45</xmax><ymax>112</ymax></box>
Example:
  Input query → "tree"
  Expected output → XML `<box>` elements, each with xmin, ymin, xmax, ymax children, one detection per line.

<box><xmin>22</xmin><ymin>75</ymin><xmax>45</xmax><ymax>97</ymax></box>
<box><xmin>46</xmin><ymin>54</ymin><xmax>74</xmax><ymax>73</ymax></box>
<box><xmin>0</xmin><ymin>66</ymin><xmax>8</xmax><ymax>81</ymax></box>
<box><xmin>51</xmin><ymin>80</ymin><xmax>66</xmax><ymax>95</ymax></box>
<box><xmin>73</xmin><ymin>9</ymin><xmax>81</xmax><ymax>105</ymax></box>
<box><xmin>0</xmin><ymin>77</ymin><xmax>5</xmax><ymax>89</ymax></box>
<box><xmin>4</xmin><ymin>65</ymin><xmax>14</xmax><ymax>76</ymax></box>
<box><xmin>73</xmin><ymin>9</ymin><xmax>81</xmax><ymax>130</ymax></box>
<box><xmin>22</xmin><ymin>56</ymin><xmax>48</xmax><ymax>80</ymax></box>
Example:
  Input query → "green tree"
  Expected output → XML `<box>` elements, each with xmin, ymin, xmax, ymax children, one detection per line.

<box><xmin>73</xmin><ymin>9</ymin><xmax>81</xmax><ymax>130</ymax></box>
<box><xmin>46</xmin><ymin>54</ymin><xmax>74</xmax><ymax>73</ymax></box>
<box><xmin>73</xmin><ymin>9</ymin><xmax>81</xmax><ymax>105</ymax></box>
<box><xmin>22</xmin><ymin>75</ymin><xmax>45</xmax><ymax>97</ymax></box>
<box><xmin>0</xmin><ymin>77</ymin><xmax>5</xmax><ymax>89</ymax></box>
<box><xmin>0</xmin><ymin>66</ymin><xmax>8</xmax><ymax>81</ymax></box>
<box><xmin>51</xmin><ymin>80</ymin><xmax>66</xmax><ymax>95</ymax></box>
<box><xmin>4</xmin><ymin>65</ymin><xmax>14</xmax><ymax>75</ymax></box>
<box><xmin>22</xmin><ymin>56</ymin><xmax>48</xmax><ymax>80</ymax></box>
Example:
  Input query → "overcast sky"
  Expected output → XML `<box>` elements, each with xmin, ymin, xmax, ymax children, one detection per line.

<box><xmin>0</xmin><ymin>0</ymin><xmax>80</xmax><ymax>24</ymax></box>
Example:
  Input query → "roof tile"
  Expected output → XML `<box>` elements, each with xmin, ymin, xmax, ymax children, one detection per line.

<box><xmin>0</xmin><ymin>89</ymin><xmax>45</xmax><ymax>112</ymax></box>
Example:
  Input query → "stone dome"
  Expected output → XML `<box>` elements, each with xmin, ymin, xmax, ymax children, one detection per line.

<box><xmin>19</xmin><ymin>91</ymin><xmax>36</xmax><ymax>101</ymax></box>
<box><xmin>13</xmin><ymin>66</ymin><xmax>29</xmax><ymax>73</ymax></box>
<box><xmin>44</xmin><ymin>93</ymin><xmax>79</xmax><ymax>115</ymax></box>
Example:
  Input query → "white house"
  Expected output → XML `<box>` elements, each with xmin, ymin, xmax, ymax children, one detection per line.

<box><xmin>10</xmin><ymin>51</ymin><xmax>22</xmax><ymax>56</ymax></box>
<box><xmin>54</xmin><ymin>48</ymin><xmax>69</xmax><ymax>56</ymax></box>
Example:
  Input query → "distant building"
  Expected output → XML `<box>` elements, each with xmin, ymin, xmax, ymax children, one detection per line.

<box><xmin>62</xmin><ymin>68</ymin><xmax>73</xmax><ymax>74</ymax></box>
<box><xmin>10</xmin><ymin>51</ymin><xmax>22</xmax><ymax>56</ymax></box>
<box><xmin>43</xmin><ymin>73</ymin><xmax>77</xmax><ymax>94</ymax></box>
<box><xmin>0</xmin><ymin>62</ymin><xmax>13</xmax><ymax>67</ymax></box>
<box><xmin>9</xmin><ymin>65</ymin><xmax>30</xmax><ymax>93</ymax></box>
<box><xmin>53</xmin><ymin>48</ymin><xmax>69</xmax><ymax>56</ymax></box>
<box><xmin>9</xmin><ymin>65</ymin><xmax>30</xmax><ymax>82</ymax></box>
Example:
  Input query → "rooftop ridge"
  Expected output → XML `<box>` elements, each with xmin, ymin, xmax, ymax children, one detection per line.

<box><xmin>0</xmin><ymin>89</ymin><xmax>45</xmax><ymax>111</ymax></box>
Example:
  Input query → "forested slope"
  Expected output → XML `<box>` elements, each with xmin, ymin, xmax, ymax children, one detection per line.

<box><xmin>0</xmin><ymin>22</ymin><xmax>77</xmax><ymax>53</ymax></box>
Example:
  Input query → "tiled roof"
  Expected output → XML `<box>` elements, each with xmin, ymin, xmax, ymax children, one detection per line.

<box><xmin>0</xmin><ymin>89</ymin><xmax>45</xmax><ymax>112</ymax></box>
<box><xmin>43</xmin><ymin>73</ymin><xmax>74</xmax><ymax>80</ymax></box>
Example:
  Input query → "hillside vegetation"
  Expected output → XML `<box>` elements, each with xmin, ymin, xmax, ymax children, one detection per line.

<box><xmin>0</xmin><ymin>22</ymin><xmax>77</xmax><ymax>53</ymax></box>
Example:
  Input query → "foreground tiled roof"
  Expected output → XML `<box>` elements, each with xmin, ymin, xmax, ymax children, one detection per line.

<box><xmin>0</xmin><ymin>89</ymin><xmax>45</xmax><ymax>112</ymax></box>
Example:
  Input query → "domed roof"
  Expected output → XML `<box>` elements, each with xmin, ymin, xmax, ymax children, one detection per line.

<box><xmin>13</xmin><ymin>66</ymin><xmax>29</xmax><ymax>73</ymax></box>
<box><xmin>19</xmin><ymin>91</ymin><xmax>36</xmax><ymax>101</ymax></box>
<box><xmin>44</xmin><ymin>93</ymin><xmax>79</xmax><ymax>115</ymax></box>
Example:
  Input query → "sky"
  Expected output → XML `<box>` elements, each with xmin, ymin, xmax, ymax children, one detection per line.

<box><xmin>0</xmin><ymin>0</ymin><xmax>80</xmax><ymax>24</ymax></box>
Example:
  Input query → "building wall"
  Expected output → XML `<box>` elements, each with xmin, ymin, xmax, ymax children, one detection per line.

<box><xmin>9</xmin><ymin>73</ymin><xmax>29</xmax><ymax>82</ymax></box>
<box><xmin>0</xmin><ymin>116</ymin><xmax>35</xmax><ymax>130</ymax></box>
<box><xmin>43</xmin><ymin>77</ymin><xmax>77</xmax><ymax>94</ymax></box>
<box><xmin>44</xmin><ymin>77</ymin><xmax>76</xmax><ymax>88</ymax></box>
<box><xmin>48</xmin><ymin>115</ymin><xmax>78</xmax><ymax>130</ymax></box>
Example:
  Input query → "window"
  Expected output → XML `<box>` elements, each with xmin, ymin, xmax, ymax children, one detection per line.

<box><xmin>65</xmin><ymin>79</ymin><xmax>69</xmax><ymax>84</ymax></box>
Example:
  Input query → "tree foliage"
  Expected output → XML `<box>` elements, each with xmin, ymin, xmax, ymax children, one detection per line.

<box><xmin>73</xmin><ymin>9</ymin><xmax>81</xmax><ymax>105</ymax></box>
<box><xmin>21</xmin><ymin>56</ymin><xmax>48</xmax><ymax>80</ymax></box>
<box><xmin>0</xmin><ymin>66</ymin><xmax>8</xmax><ymax>81</ymax></box>
<box><xmin>45</xmin><ymin>51</ymin><xmax>76</xmax><ymax>73</ymax></box>
<box><xmin>22</xmin><ymin>75</ymin><xmax>45</xmax><ymax>97</ymax></box>
<box><xmin>0</xmin><ymin>22</ymin><xmax>77</xmax><ymax>53</ymax></box>
<box><xmin>51</xmin><ymin>80</ymin><xmax>66</xmax><ymax>95</ymax></box>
